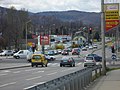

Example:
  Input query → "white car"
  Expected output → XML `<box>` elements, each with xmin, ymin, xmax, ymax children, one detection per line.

<box><xmin>84</xmin><ymin>56</ymin><xmax>96</xmax><ymax>67</ymax></box>
<box><xmin>0</xmin><ymin>50</ymin><xmax>13</xmax><ymax>56</ymax></box>
<box><xmin>88</xmin><ymin>46</ymin><xmax>93</xmax><ymax>50</ymax></box>
<box><xmin>82</xmin><ymin>47</ymin><xmax>87</xmax><ymax>51</ymax></box>
<box><xmin>93</xmin><ymin>44</ymin><xmax>98</xmax><ymax>49</ymax></box>
<box><xmin>13</xmin><ymin>50</ymin><xmax>31</xmax><ymax>59</ymax></box>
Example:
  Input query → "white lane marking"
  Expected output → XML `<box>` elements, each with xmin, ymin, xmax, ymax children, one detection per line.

<box><xmin>13</xmin><ymin>71</ymin><xmax>21</xmax><ymax>74</ymax></box>
<box><xmin>26</xmin><ymin>76</ymin><xmax>42</xmax><ymax>81</ymax></box>
<box><xmin>24</xmin><ymin>85</ymin><xmax>37</xmax><ymax>90</ymax></box>
<box><xmin>61</xmin><ymin>68</ymin><xmax>74</xmax><ymax>72</ymax></box>
<box><xmin>76</xmin><ymin>63</ymin><xmax>82</xmax><ymax>65</ymax></box>
<box><xmin>47</xmin><ymin>72</ymin><xmax>57</xmax><ymax>75</ymax></box>
<box><xmin>36</xmin><ymin>82</ymin><xmax>45</xmax><ymax>85</ymax></box>
<box><xmin>0</xmin><ymin>74</ymin><xmax>7</xmax><ymax>76</ymax></box>
<box><xmin>25</xmin><ymin>82</ymin><xmax>46</xmax><ymax>89</ymax></box>
<box><xmin>25</xmin><ymin>68</ymin><xmax>46</xmax><ymax>72</ymax></box>
<box><xmin>0</xmin><ymin>82</ymin><xmax>16</xmax><ymax>88</ymax></box>
<box><xmin>32</xmin><ymin>71</ymin><xmax>44</xmax><ymax>74</ymax></box>
<box><xmin>25</xmin><ymin>68</ymin><xmax>39</xmax><ymax>71</ymax></box>
<box><xmin>2</xmin><ymin>70</ymin><xmax>11</xmax><ymax>73</ymax></box>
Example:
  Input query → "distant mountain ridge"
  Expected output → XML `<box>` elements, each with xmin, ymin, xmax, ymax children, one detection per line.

<box><xmin>33</xmin><ymin>10</ymin><xmax>101</xmax><ymax>25</ymax></box>
<box><xmin>0</xmin><ymin>6</ymin><xmax>101</xmax><ymax>25</ymax></box>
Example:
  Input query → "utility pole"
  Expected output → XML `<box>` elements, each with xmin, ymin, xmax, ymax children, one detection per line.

<box><xmin>101</xmin><ymin>0</ymin><xmax>106</xmax><ymax>75</ymax></box>
<box><xmin>25</xmin><ymin>20</ymin><xmax>31</xmax><ymax>50</ymax></box>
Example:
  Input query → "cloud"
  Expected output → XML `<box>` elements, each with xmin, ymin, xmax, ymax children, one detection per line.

<box><xmin>0</xmin><ymin>0</ymin><xmax>103</xmax><ymax>13</ymax></box>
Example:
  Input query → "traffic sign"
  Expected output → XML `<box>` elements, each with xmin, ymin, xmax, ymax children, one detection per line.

<box><xmin>104</xmin><ymin>3</ymin><xmax>119</xmax><ymax>32</ymax></box>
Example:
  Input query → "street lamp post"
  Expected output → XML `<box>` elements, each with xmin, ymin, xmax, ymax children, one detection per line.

<box><xmin>26</xmin><ymin>20</ymin><xmax>31</xmax><ymax>50</ymax></box>
<box><xmin>101</xmin><ymin>0</ymin><xmax>106</xmax><ymax>75</ymax></box>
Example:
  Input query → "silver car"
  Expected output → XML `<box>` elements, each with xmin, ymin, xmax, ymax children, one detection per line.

<box><xmin>84</xmin><ymin>56</ymin><xmax>96</xmax><ymax>67</ymax></box>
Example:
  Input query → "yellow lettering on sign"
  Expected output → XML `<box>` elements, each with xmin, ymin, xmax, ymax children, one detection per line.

<box><xmin>106</xmin><ymin>21</ymin><xmax>118</xmax><ymax>25</ymax></box>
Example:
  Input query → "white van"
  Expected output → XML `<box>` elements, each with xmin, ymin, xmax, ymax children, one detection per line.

<box><xmin>13</xmin><ymin>50</ymin><xmax>31</xmax><ymax>59</ymax></box>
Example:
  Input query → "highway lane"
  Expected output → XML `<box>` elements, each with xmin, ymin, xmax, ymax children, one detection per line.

<box><xmin>0</xmin><ymin>61</ymin><xmax>84</xmax><ymax>90</ymax></box>
<box><xmin>0</xmin><ymin>46</ymin><xmax>101</xmax><ymax>90</ymax></box>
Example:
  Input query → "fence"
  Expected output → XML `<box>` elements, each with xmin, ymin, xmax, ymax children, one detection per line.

<box><xmin>24</xmin><ymin>65</ymin><xmax>102</xmax><ymax>90</ymax></box>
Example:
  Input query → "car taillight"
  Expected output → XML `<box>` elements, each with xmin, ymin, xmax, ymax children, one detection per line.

<box><xmin>84</xmin><ymin>60</ymin><xmax>86</xmax><ymax>62</ymax></box>
<box><xmin>68</xmin><ymin>60</ymin><xmax>72</xmax><ymax>62</ymax></box>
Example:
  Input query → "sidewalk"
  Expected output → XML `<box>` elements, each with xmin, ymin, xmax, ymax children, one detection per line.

<box><xmin>86</xmin><ymin>60</ymin><xmax>120</xmax><ymax>90</ymax></box>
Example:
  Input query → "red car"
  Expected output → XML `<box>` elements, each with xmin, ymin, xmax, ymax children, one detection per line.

<box><xmin>72</xmin><ymin>48</ymin><xmax>80</xmax><ymax>55</ymax></box>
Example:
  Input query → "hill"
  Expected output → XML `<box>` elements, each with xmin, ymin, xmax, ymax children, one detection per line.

<box><xmin>31</xmin><ymin>10</ymin><xmax>101</xmax><ymax>25</ymax></box>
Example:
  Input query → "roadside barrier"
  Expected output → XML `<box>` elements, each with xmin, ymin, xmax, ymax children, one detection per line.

<box><xmin>24</xmin><ymin>65</ymin><xmax>102</xmax><ymax>90</ymax></box>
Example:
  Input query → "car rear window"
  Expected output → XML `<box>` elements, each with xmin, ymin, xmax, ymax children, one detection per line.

<box><xmin>86</xmin><ymin>57</ymin><xmax>93</xmax><ymax>60</ymax></box>
<box><xmin>33</xmin><ymin>55</ymin><xmax>41</xmax><ymax>59</ymax></box>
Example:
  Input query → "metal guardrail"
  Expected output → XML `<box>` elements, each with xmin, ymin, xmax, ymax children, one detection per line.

<box><xmin>24</xmin><ymin>65</ymin><xmax>102</xmax><ymax>90</ymax></box>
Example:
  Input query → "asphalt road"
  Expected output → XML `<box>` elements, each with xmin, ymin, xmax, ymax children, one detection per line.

<box><xmin>0</xmin><ymin>61</ymin><xmax>84</xmax><ymax>90</ymax></box>
<box><xmin>1</xmin><ymin>45</ymin><xmax>111</xmax><ymax>90</ymax></box>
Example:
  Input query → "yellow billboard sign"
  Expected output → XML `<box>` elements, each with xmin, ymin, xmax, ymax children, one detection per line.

<box><xmin>104</xmin><ymin>3</ymin><xmax>119</xmax><ymax>20</ymax></box>
<box><xmin>104</xmin><ymin>3</ymin><xmax>119</xmax><ymax>31</ymax></box>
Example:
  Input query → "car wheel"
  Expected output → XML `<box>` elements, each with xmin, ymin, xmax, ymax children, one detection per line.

<box><xmin>42</xmin><ymin>64</ymin><xmax>44</xmax><ymax>67</ymax></box>
<box><xmin>60</xmin><ymin>64</ymin><xmax>62</xmax><ymax>67</ymax></box>
<box><xmin>36</xmin><ymin>65</ymin><xmax>38</xmax><ymax>67</ymax></box>
<box><xmin>16</xmin><ymin>56</ymin><xmax>20</xmax><ymax>59</ymax></box>
<box><xmin>50</xmin><ymin>58</ymin><xmax>54</xmax><ymax>61</ymax></box>
<box><xmin>70</xmin><ymin>64</ymin><xmax>72</xmax><ymax>67</ymax></box>
<box><xmin>45</xmin><ymin>64</ymin><xmax>47</xmax><ymax>67</ymax></box>
<box><xmin>84</xmin><ymin>65</ymin><xmax>87</xmax><ymax>67</ymax></box>
<box><xmin>31</xmin><ymin>64</ymin><xmax>34</xmax><ymax>67</ymax></box>
<box><xmin>73</xmin><ymin>64</ymin><xmax>75</xmax><ymax>67</ymax></box>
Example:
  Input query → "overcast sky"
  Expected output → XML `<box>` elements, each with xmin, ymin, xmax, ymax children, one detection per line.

<box><xmin>0</xmin><ymin>0</ymin><xmax>119</xmax><ymax>13</ymax></box>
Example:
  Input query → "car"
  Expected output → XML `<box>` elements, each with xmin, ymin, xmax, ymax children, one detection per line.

<box><xmin>27</xmin><ymin>51</ymin><xmax>43</xmax><ymax>62</ymax></box>
<box><xmin>93</xmin><ymin>44</ymin><xmax>98</xmax><ymax>49</ymax></box>
<box><xmin>31</xmin><ymin>54</ymin><xmax>48</xmax><ymax>67</ymax></box>
<box><xmin>82</xmin><ymin>47</ymin><xmax>87</xmax><ymax>51</ymax></box>
<box><xmin>54</xmin><ymin>50</ymin><xmax>58</xmax><ymax>55</ymax></box>
<box><xmin>84</xmin><ymin>56</ymin><xmax>96</xmax><ymax>67</ymax></box>
<box><xmin>61</xmin><ymin>49</ymin><xmax>69</xmax><ymax>55</ymax></box>
<box><xmin>87</xmin><ymin>54</ymin><xmax>102</xmax><ymax>62</ymax></box>
<box><xmin>45</xmin><ymin>54</ymin><xmax>56</xmax><ymax>61</ymax></box>
<box><xmin>88</xmin><ymin>46</ymin><xmax>93</xmax><ymax>50</ymax></box>
<box><xmin>47</xmin><ymin>50</ymin><xmax>55</xmax><ymax>56</ymax></box>
<box><xmin>57</xmin><ymin>49</ymin><xmax>62</xmax><ymax>54</ymax></box>
<box><xmin>0</xmin><ymin>50</ymin><xmax>13</xmax><ymax>56</ymax></box>
<box><xmin>72</xmin><ymin>48</ymin><xmax>80</xmax><ymax>55</ymax></box>
<box><xmin>60</xmin><ymin>57</ymin><xmax>75</xmax><ymax>67</ymax></box>
<box><xmin>13</xmin><ymin>50</ymin><xmax>31</xmax><ymax>59</ymax></box>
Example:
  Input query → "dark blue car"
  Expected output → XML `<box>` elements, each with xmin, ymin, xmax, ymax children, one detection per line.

<box><xmin>60</xmin><ymin>57</ymin><xmax>75</xmax><ymax>67</ymax></box>
<box><xmin>87</xmin><ymin>54</ymin><xmax>102</xmax><ymax>62</ymax></box>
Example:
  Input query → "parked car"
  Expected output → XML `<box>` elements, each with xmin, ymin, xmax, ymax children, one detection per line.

<box><xmin>45</xmin><ymin>54</ymin><xmax>56</xmax><ymax>61</ymax></box>
<box><xmin>87</xmin><ymin>54</ymin><xmax>102</xmax><ymax>62</ymax></box>
<box><xmin>84</xmin><ymin>56</ymin><xmax>96</xmax><ymax>67</ymax></box>
<box><xmin>61</xmin><ymin>49</ymin><xmax>69</xmax><ymax>55</ymax></box>
<box><xmin>0</xmin><ymin>50</ymin><xmax>13</xmax><ymax>56</ymax></box>
<box><xmin>57</xmin><ymin>49</ymin><xmax>62</xmax><ymax>54</ymax></box>
<box><xmin>88</xmin><ymin>46</ymin><xmax>93</xmax><ymax>50</ymax></box>
<box><xmin>72</xmin><ymin>48</ymin><xmax>80</xmax><ymax>55</ymax></box>
<box><xmin>47</xmin><ymin>50</ymin><xmax>55</xmax><ymax>56</ymax></box>
<box><xmin>31</xmin><ymin>54</ymin><xmax>48</xmax><ymax>67</ymax></box>
<box><xmin>82</xmin><ymin>47</ymin><xmax>87</xmax><ymax>51</ymax></box>
<box><xmin>13</xmin><ymin>50</ymin><xmax>31</xmax><ymax>59</ymax></box>
<box><xmin>93</xmin><ymin>44</ymin><xmax>98</xmax><ymax>49</ymax></box>
<box><xmin>60</xmin><ymin>57</ymin><xmax>75</xmax><ymax>67</ymax></box>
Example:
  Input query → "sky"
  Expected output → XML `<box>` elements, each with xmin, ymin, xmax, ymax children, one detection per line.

<box><xmin>0</xmin><ymin>0</ymin><xmax>119</xmax><ymax>13</ymax></box>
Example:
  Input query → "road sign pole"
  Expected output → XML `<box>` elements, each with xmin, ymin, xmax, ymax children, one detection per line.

<box><xmin>101</xmin><ymin>0</ymin><xmax>106</xmax><ymax>75</ymax></box>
